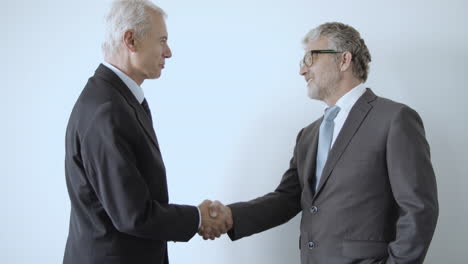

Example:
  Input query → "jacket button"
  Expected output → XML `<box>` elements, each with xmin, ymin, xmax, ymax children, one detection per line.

<box><xmin>308</xmin><ymin>241</ymin><xmax>316</xmax><ymax>249</ymax></box>
<box><xmin>310</xmin><ymin>206</ymin><xmax>318</xmax><ymax>213</ymax></box>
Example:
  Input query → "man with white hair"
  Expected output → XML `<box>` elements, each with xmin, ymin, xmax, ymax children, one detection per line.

<box><xmin>63</xmin><ymin>1</ymin><xmax>231</xmax><ymax>263</ymax></box>
<box><xmin>208</xmin><ymin>22</ymin><xmax>439</xmax><ymax>263</ymax></box>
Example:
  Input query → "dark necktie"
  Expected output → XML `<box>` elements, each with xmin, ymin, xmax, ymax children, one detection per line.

<box><xmin>141</xmin><ymin>98</ymin><xmax>153</xmax><ymax>123</ymax></box>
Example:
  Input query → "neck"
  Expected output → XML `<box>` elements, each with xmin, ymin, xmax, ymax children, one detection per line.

<box><xmin>105</xmin><ymin>56</ymin><xmax>144</xmax><ymax>86</ymax></box>
<box><xmin>323</xmin><ymin>78</ymin><xmax>362</xmax><ymax>106</ymax></box>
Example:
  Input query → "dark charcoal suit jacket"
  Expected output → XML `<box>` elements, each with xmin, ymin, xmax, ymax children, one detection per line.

<box><xmin>228</xmin><ymin>89</ymin><xmax>438</xmax><ymax>264</ymax></box>
<box><xmin>63</xmin><ymin>64</ymin><xmax>199</xmax><ymax>264</ymax></box>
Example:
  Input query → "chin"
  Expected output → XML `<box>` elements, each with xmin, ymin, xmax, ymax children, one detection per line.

<box><xmin>307</xmin><ymin>84</ymin><xmax>320</xmax><ymax>100</ymax></box>
<box><xmin>148</xmin><ymin>71</ymin><xmax>162</xmax><ymax>79</ymax></box>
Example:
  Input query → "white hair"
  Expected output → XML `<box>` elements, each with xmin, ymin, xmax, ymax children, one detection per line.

<box><xmin>102</xmin><ymin>0</ymin><xmax>167</xmax><ymax>59</ymax></box>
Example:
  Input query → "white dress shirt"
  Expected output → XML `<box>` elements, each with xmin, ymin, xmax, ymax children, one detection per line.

<box><xmin>102</xmin><ymin>62</ymin><xmax>202</xmax><ymax>229</ymax></box>
<box><xmin>330</xmin><ymin>83</ymin><xmax>367</xmax><ymax>147</ymax></box>
<box><xmin>102</xmin><ymin>62</ymin><xmax>145</xmax><ymax>104</ymax></box>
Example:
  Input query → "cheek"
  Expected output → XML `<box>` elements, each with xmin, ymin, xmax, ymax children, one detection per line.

<box><xmin>309</xmin><ymin>72</ymin><xmax>316</xmax><ymax>81</ymax></box>
<box><xmin>145</xmin><ymin>49</ymin><xmax>161</xmax><ymax>66</ymax></box>
<box><xmin>312</xmin><ymin>64</ymin><xmax>331</xmax><ymax>81</ymax></box>
<box><xmin>145</xmin><ymin>46</ymin><xmax>160</xmax><ymax>59</ymax></box>
<box><xmin>154</xmin><ymin>45</ymin><xmax>164</xmax><ymax>56</ymax></box>
<box><xmin>308</xmin><ymin>67</ymin><xmax>320</xmax><ymax>81</ymax></box>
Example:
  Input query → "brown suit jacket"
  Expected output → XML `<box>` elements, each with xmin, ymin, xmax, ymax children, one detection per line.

<box><xmin>228</xmin><ymin>89</ymin><xmax>438</xmax><ymax>264</ymax></box>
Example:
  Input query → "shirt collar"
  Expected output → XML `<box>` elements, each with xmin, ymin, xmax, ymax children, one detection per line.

<box><xmin>102</xmin><ymin>61</ymin><xmax>145</xmax><ymax>104</ymax></box>
<box><xmin>334</xmin><ymin>83</ymin><xmax>367</xmax><ymax>114</ymax></box>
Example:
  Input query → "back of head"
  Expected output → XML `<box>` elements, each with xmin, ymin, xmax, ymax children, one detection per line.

<box><xmin>303</xmin><ymin>22</ymin><xmax>372</xmax><ymax>82</ymax></box>
<box><xmin>102</xmin><ymin>0</ymin><xmax>166</xmax><ymax>59</ymax></box>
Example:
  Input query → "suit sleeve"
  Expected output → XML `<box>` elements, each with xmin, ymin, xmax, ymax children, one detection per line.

<box><xmin>227</xmin><ymin>129</ymin><xmax>304</xmax><ymax>241</ymax></box>
<box><xmin>385</xmin><ymin>106</ymin><xmax>439</xmax><ymax>263</ymax></box>
<box><xmin>80</xmin><ymin>102</ymin><xmax>199</xmax><ymax>242</ymax></box>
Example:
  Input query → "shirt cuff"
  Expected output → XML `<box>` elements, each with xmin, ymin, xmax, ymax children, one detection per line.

<box><xmin>197</xmin><ymin>207</ymin><xmax>201</xmax><ymax>229</ymax></box>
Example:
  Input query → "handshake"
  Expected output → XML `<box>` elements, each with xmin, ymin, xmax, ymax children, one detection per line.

<box><xmin>197</xmin><ymin>200</ymin><xmax>233</xmax><ymax>240</ymax></box>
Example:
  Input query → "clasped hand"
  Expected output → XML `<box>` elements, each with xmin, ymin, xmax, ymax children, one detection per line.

<box><xmin>198</xmin><ymin>200</ymin><xmax>233</xmax><ymax>240</ymax></box>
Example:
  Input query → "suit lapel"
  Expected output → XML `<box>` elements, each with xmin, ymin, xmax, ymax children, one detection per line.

<box><xmin>312</xmin><ymin>89</ymin><xmax>377</xmax><ymax>200</ymax></box>
<box><xmin>301</xmin><ymin>121</ymin><xmax>321</xmax><ymax>197</ymax></box>
<box><xmin>94</xmin><ymin>64</ymin><xmax>161</xmax><ymax>153</ymax></box>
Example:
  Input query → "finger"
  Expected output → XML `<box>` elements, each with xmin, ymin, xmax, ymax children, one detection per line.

<box><xmin>225</xmin><ymin>220</ymin><xmax>233</xmax><ymax>231</ymax></box>
<box><xmin>209</xmin><ymin>207</ymin><xmax>218</xmax><ymax>218</ymax></box>
<box><xmin>198</xmin><ymin>199</ymin><xmax>212</xmax><ymax>210</ymax></box>
<box><xmin>213</xmin><ymin>225</ymin><xmax>224</xmax><ymax>236</ymax></box>
<box><xmin>198</xmin><ymin>228</ymin><xmax>207</xmax><ymax>236</ymax></box>
<box><xmin>211</xmin><ymin>228</ymin><xmax>221</xmax><ymax>238</ymax></box>
<box><xmin>202</xmin><ymin>231</ymin><xmax>210</xmax><ymax>240</ymax></box>
<box><xmin>206</xmin><ymin>227</ymin><xmax>219</xmax><ymax>240</ymax></box>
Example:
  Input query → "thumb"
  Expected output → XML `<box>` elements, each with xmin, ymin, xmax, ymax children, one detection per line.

<box><xmin>209</xmin><ymin>201</ymin><xmax>219</xmax><ymax>218</ymax></box>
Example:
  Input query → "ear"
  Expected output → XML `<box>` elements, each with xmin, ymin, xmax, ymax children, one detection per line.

<box><xmin>339</xmin><ymin>51</ymin><xmax>353</xmax><ymax>72</ymax></box>
<box><xmin>122</xmin><ymin>30</ymin><xmax>137</xmax><ymax>52</ymax></box>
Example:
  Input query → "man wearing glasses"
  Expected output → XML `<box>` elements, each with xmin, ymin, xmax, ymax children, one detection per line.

<box><xmin>206</xmin><ymin>22</ymin><xmax>439</xmax><ymax>263</ymax></box>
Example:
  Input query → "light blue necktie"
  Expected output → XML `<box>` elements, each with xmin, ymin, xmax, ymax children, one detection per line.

<box><xmin>315</xmin><ymin>105</ymin><xmax>341</xmax><ymax>191</ymax></box>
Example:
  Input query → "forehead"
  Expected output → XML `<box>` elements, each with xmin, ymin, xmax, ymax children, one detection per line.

<box><xmin>305</xmin><ymin>37</ymin><xmax>329</xmax><ymax>51</ymax></box>
<box><xmin>149</xmin><ymin>11</ymin><xmax>167</xmax><ymax>36</ymax></box>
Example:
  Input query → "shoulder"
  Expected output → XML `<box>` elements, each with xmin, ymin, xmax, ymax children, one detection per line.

<box><xmin>72</xmin><ymin>78</ymin><xmax>137</xmax><ymax>139</ymax></box>
<box><xmin>373</xmin><ymin>95</ymin><xmax>421</xmax><ymax>123</ymax></box>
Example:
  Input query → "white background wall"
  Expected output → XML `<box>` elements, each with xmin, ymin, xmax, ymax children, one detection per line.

<box><xmin>2</xmin><ymin>0</ymin><xmax>467</xmax><ymax>263</ymax></box>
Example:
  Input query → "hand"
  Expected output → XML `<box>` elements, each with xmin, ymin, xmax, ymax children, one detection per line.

<box><xmin>209</xmin><ymin>200</ymin><xmax>233</xmax><ymax>232</ymax></box>
<box><xmin>198</xmin><ymin>200</ymin><xmax>233</xmax><ymax>240</ymax></box>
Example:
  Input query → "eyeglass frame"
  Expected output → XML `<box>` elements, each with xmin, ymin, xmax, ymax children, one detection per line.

<box><xmin>300</xmin><ymin>49</ymin><xmax>344</xmax><ymax>68</ymax></box>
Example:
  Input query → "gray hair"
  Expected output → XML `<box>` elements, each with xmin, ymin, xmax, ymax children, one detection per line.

<box><xmin>303</xmin><ymin>22</ymin><xmax>372</xmax><ymax>82</ymax></box>
<box><xmin>102</xmin><ymin>0</ymin><xmax>166</xmax><ymax>59</ymax></box>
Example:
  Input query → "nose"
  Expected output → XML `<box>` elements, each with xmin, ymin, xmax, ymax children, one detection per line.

<box><xmin>299</xmin><ymin>63</ymin><xmax>308</xmax><ymax>76</ymax></box>
<box><xmin>164</xmin><ymin>43</ymin><xmax>172</xmax><ymax>59</ymax></box>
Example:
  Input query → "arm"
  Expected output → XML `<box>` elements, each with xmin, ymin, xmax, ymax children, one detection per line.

<box><xmin>227</xmin><ymin>129</ymin><xmax>304</xmax><ymax>241</ymax></box>
<box><xmin>385</xmin><ymin>106</ymin><xmax>439</xmax><ymax>263</ymax></box>
<box><xmin>81</xmin><ymin>102</ymin><xmax>199</xmax><ymax>242</ymax></box>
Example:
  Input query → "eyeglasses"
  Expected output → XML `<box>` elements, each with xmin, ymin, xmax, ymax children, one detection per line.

<box><xmin>300</xmin><ymin>49</ymin><xmax>343</xmax><ymax>68</ymax></box>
